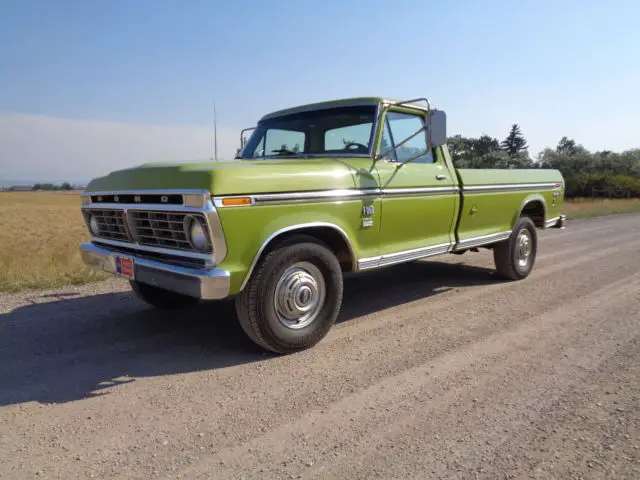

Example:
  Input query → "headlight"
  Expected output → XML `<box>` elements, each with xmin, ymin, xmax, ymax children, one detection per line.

<box><xmin>88</xmin><ymin>214</ymin><xmax>100</xmax><ymax>236</ymax></box>
<box><xmin>184</xmin><ymin>215</ymin><xmax>210</xmax><ymax>252</ymax></box>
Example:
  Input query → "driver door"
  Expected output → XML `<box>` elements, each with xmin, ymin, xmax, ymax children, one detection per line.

<box><xmin>374</xmin><ymin>109</ymin><xmax>458</xmax><ymax>260</ymax></box>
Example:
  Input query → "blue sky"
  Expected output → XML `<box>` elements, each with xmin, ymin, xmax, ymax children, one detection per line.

<box><xmin>1</xmin><ymin>0</ymin><xmax>639</xmax><ymax>182</ymax></box>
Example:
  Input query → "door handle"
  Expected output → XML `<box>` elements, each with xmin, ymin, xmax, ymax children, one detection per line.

<box><xmin>435</xmin><ymin>175</ymin><xmax>448</xmax><ymax>180</ymax></box>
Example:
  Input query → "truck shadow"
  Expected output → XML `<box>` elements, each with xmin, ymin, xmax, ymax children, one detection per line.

<box><xmin>337</xmin><ymin>260</ymin><xmax>496</xmax><ymax>323</ymax></box>
<box><xmin>0</xmin><ymin>260</ymin><xmax>500</xmax><ymax>406</ymax></box>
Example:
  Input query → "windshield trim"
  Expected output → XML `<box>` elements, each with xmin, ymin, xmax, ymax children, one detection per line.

<box><xmin>240</xmin><ymin>103</ymin><xmax>381</xmax><ymax>160</ymax></box>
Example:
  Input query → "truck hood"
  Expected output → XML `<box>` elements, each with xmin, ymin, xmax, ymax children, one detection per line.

<box><xmin>84</xmin><ymin>158</ymin><xmax>377</xmax><ymax>195</ymax></box>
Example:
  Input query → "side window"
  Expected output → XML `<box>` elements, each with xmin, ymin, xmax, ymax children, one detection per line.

<box><xmin>379</xmin><ymin>118</ymin><xmax>397</xmax><ymax>161</ymax></box>
<box><xmin>251</xmin><ymin>128</ymin><xmax>305</xmax><ymax>157</ymax></box>
<box><xmin>386</xmin><ymin>111</ymin><xmax>434</xmax><ymax>164</ymax></box>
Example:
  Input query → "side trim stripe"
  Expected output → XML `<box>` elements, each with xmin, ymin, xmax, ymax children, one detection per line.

<box><xmin>215</xmin><ymin>186</ymin><xmax>459</xmax><ymax>207</ymax></box>
<box><xmin>382</xmin><ymin>187</ymin><xmax>459</xmax><ymax>196</ymax></box>
<box><xmin>358</xmin><ymin>230</ymin><xmax>516</xmax><ymax>271</ymax></box>
<box><xmin>357</xmin><ymin>242</ymin><xmax>452</xmax><ymax>270</ymax></box>
<box><xmin>253</xmin><ymin>188</ymin><xmax>380</xmax><ymax>203</ymax></box>
<box><xmin>454</xmin><ymin>231</ymin><xmax>512</xmax><ymax>250</ymax></box>
<box><xmin>463</xmin><ymin>183</ymin><xmax>562</xmax><ymax>193</ymax></box>
<box><xmin>215</xmin><ymin>182</ymin><xmax>563</xmax><ymax>207</ymax></box>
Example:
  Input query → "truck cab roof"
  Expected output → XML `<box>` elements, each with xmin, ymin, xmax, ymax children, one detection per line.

<box><xmin>259</xmin><ymin>96</ymin><xmax>431</xmax><ymax>121</ymax></box>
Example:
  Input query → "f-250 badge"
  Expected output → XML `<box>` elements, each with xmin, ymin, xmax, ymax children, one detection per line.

<box><xmin>362</xmin><ymin>205</ymin><xmax>374</xmax><ymax>228</ymax></box>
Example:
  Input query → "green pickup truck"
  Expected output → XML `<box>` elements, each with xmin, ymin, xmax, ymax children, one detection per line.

<box><xmin>80</xmin><ymin>96</ymin><xmax>566</xmax><ymax>353</ymax></box>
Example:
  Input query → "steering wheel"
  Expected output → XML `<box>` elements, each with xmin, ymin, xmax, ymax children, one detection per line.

<box><xmin>343</xmin><ymin>142</ymin><xmax>368</xmax><ymax>152</ymax></box>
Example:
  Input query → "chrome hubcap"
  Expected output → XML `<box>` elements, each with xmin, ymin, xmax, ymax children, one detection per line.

<box><xmin>516</xmin><ymin>229</ymin><xmax>532</xmax><ymax>268</ymax></box>
<box><xmin>274</xmin><ymin>262</ymin><xmax>325</xmax><ymax>329</ymax></box>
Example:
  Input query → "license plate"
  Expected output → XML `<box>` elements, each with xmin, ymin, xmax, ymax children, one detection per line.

<box><xmin>114</xmin><ymin>255</ymin><xmax>135</xmax><ymax>280</ymax></box>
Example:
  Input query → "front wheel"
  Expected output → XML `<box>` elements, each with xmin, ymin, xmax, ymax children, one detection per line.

<box><xmin>235</xmin><ymin>237</ymin><xmax>344</xmax><ymax>354</ymax></box>
<box><xmin>493</xmin><ymin>216</ymin><xmax>538</xmax><ymax>280</ymax></box>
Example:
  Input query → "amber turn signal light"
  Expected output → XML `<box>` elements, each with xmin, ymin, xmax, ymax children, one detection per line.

<box><xmin>221</xmin><ymin>197</ymin><xmax>253</xmax><ymax>206</ymax></box>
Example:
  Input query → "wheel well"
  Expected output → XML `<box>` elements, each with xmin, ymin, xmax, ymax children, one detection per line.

<box><xmin>262</xmin><ymin>226</ymin><xmax>355</xmax><ymax>273</ymax></box>
<box><xmin>520</xmin><ymin>200</ymin><xmax>545</xmax><ymax>228</ymax></box>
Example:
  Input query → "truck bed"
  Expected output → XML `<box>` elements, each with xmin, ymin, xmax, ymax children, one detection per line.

<box><xmin>453</xmin><ymin>168</ymin><xmax>565</xmax><ymax>250</ymax></box>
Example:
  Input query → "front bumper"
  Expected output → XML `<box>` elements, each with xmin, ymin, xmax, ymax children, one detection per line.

<box><xmin>80</xmin><ymin>242</ymin><xmax>231</xmax><ymax>300</ymax></box>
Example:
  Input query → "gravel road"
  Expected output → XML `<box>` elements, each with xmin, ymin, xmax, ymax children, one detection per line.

<box><xmin>1</xmin><ymin>214</ymin><xmax>639</xmax><ymax>480</ymax></box>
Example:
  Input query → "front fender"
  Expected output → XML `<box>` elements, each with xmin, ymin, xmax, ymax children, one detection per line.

<box><xmin>215</xmin><ymin>200</ymin><xmax>380</xmax><ymax>294</ymax></box>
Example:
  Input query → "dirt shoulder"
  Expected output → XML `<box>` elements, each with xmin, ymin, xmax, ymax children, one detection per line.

<box><xmin>1</xmin><ymin>214</ymin><xmax>639</xmax><ymax>479</ymax></box>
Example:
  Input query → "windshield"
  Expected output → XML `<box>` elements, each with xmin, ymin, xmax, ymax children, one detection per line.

<box><xmin>239</xmin><ymin>105</ymin><xmax>376</xmax><ymax>159</ymax></box>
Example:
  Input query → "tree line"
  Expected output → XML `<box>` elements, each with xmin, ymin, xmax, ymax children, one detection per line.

<box><xmin>447</xmin><ymin>125</ymin><xmax>640</xmax><ymax>198</ymax></box>
<box><xmin>32</xmin><ymin>182</ymin><xmax>75</xmax><ymax>191</ymax></box>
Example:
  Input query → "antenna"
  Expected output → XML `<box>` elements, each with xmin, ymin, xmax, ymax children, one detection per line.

<box><xmin>213</xmin><ymin>101</ymin><xmax>218</xmax><ymax>162</ymax></box>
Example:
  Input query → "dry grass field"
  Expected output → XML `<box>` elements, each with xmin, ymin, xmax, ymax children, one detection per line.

<box><xmin>562</xmin><ymin>197</ymin><xmax>640</xmax><ymax>219</ymax></box>
<box><xmin>0</xmin><ymin>191</ymin><xmax>107</xmax><ymax>292</ymax></box>
<box><xmin>1</xmin><ymin>192</ymin><xmax>639</xmax><ymax>293</ymax></box>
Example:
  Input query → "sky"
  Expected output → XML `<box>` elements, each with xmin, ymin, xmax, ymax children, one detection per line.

<box><xmin>1</xmin><ymin>0</ymin><xmax>639</xmax><ymax>183</ymax></box>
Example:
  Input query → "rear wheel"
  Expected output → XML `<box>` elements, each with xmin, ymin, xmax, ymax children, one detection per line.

<box><xmin>493</xmin><ymin>216</ymin><xmax>538</xmax><ymax>280</ymax></box>
<box><xmin>129</xmin><ymin>281</ymin><xmax>200</xmax><ymax>310</ymax></box>
<box><xmin>235</xmin><ymin>236</ymin><xmax>343</xmax><ymax>354</ymax></box>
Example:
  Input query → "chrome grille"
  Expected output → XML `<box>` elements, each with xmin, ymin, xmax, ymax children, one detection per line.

<box><xmin>83</xmin><ymin>209</ymin><xmax>130</xmax><ymax>241</ymax></box>
<box><xmin>128</xmin><ymin>211</ymin><xmax>212</xmax><ymax>253</ymax></box>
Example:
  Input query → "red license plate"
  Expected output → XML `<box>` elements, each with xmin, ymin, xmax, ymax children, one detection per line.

<box><xmin>114</xmin><ymin>255</ymin><xmax>135</xmax><ymax>280</ymax></box>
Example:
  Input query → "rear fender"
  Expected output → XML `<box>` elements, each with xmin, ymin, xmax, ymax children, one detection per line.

<box><xmin>514</xmin><ymin>194</ymin><xmax>547</xmax><ymax>229</ymax></box>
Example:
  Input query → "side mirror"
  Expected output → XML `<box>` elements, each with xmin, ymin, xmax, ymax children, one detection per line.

<box><xmin>428</xmin><ymin>110</ymin><xmax>446</xmax><ymax>147</ymax></box>
<box><xmin>240</xmin><ymin>127</ymin><xmax>256</xmax><ymax>150</ymax></box>
<box><xmin>235</xmin><ymin>127</ymin><xmax>256</xmax><ymax>159</ymax></box>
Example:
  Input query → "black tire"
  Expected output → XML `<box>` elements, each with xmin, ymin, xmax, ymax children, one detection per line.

<box><xmin>129</xmin><ymin>281</ymin><xmax>200</xmax><ymax>310</ymax></box>
<box><xmin>493</xmin><ymin>216</ymin><xmax>538</xmax><ymax>280</ymax></box>
<box><xmin>235</xmin><ymin>236</ymin><xmax>344</xmax><ymax>354</ymax></box>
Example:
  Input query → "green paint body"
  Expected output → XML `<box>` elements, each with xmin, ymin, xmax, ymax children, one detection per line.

<box><xmin>85</xmin><ymin>97</ymin><xmax>565</xmax><ymax>294</ymax></box>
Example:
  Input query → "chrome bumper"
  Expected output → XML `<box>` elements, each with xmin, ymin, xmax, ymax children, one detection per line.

<box><xmin>545</xmin><ymin>214</ymin><xmax>567</xmax><ymax>229</ymax></box>
<box><xmin>552</xmin><ymin>214</ymin><xmax>567</xmax><ymax>229</ymax></box>
<box><xmin>79</xmin><ymin>242</ymin><xmax>231</xmax><ymax>300</ymax></box>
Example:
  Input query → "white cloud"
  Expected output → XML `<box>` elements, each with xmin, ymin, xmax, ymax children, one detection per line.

<box><xmin>0</xmin><ymin>114</ymin><xmax>240</xmax><ymax>183</ymax></box>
